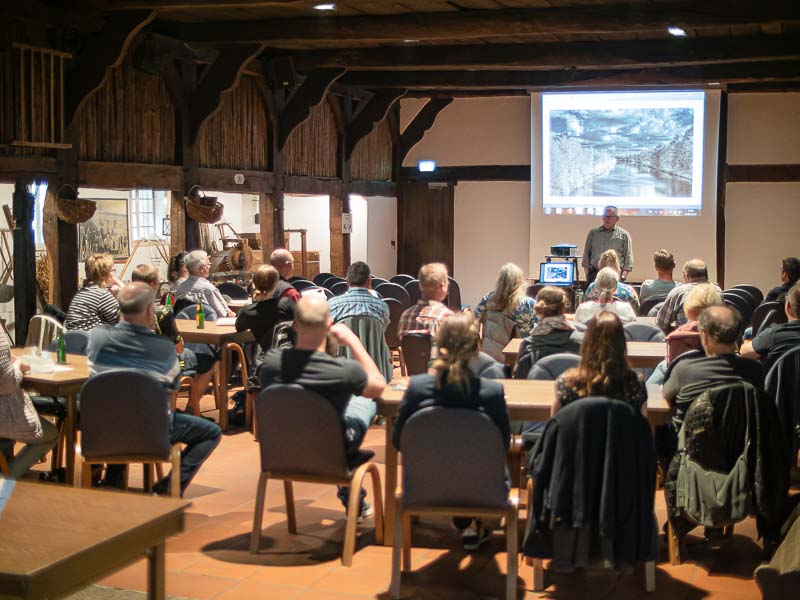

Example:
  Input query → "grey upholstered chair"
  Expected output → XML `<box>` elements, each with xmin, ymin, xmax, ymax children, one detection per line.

<box><xmin>624</xmin><ymin>322</ymin><xmax>666</xmax><ymax>342</ymax></box>
<box><xmin>751</xmin><ymin>301</ymin><xmax>786</xmax><ymax>335</ymax></box>
<box><xmin>390</xmin><ymin>274</ymin><xmax>415</xmax><ymax>287</ymax></box>
<box><xmin>403</xmin><ymin>280</ymin><xmax>422</xmax><ymax>305</ymax></box>
<box><xmin>78</xmin><ymin>371</ymin><xmax>180</xmax><ymax>497</ymax></box>
<box><xmin>374</xmin><ymin>282</ymin><xmax>411</xmax><ymax>308</ymax></box>
<box><xmin>731</xmin><ymin>284</ymin><xmax>764</xmax><ymax>305</ymax></box>
<box><xmin>250</xmin><ymin>385</ymin><xmax>383</xmax><ymax>566</ymax></box>
<box><xmin>639</xmin><ymin>294</ymin><xmax>668</xmax><ymax>317</ymax></box>
<box><xmin>400</xmin><ymin>333</ymin><xmax>432</xmax><ymax>376</ymax></box>
<box><xmin>45</xmin><ymin>330</ymin><xmax>90</xmax><ymax>355</ymax></box>
<box><xmin>217</xmin><ymin>282</ymin><xmax>249</xmax><ymax>300</ymax></box>
<box><xmin>390</xmin><ymin>407</ymin><xmax>518</xmax><ymax>600</ymax></box>
<box><xmin>527</xmin><ymin>353</ymin><xmax>581</xmax><ymax>381</ymax></box>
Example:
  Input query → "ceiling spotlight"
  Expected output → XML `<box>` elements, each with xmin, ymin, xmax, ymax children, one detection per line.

<box><xmin>403</xmin><ymin>39</ymin><xmax>419</xmax><ymax>43</ymax></box>
<box><xmin>313</xmin><ymin>3</ymin><xmax>336</xmax><ymax>10</ymax></box>
<box><xmin>667</xmin><ymin>26</ymin><xmax>688</xmax><ymax>37</ymax></box>
<box><xmin>708</xmin><ymin>82</ymin><xmax>721</xmax><ymax>86</ymax></box>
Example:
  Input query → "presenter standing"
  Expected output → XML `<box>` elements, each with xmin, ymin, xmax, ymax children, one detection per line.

<box><xmin>582</xmin><ymin>206</ymin><xmax>634</xmax><ymax>284</ymax></box>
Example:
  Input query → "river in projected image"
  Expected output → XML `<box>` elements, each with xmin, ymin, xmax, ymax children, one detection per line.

<box><xmin>572</xmin><ymin>162</ymin><xmax>692</xmax><ymax>197</ymax></box>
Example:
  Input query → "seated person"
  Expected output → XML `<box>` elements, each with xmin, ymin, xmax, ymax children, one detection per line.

<box><xmin>328</xmin><ymin>261</ymin><xmax>389</xmax><ymax>326</ymax></box>
<box><xmin>647</xmin><ymin>283</ymin><xmax>723</xmax><ymax>385</ymax></box>
<box><xmin>175</xmin><ymin>250</ymin><xmax>235</xmax><ymax>318</ymax></box>
<box><xmin>513</xmin><ymin>286</ymin><xmax>580</xmax><ymax>379</ymax></box>
<box><xmin>0</xmin><ymin>334</ymin><xmax>58</xmax><ymax>479</ymax></box>
<box><xmin>473</xmin><ymin>262</ymin><xmax>537</xmax><ymax>337</ymax></box>
<box><xmin>269</xmin><ymin>248</ymin><xmax>301</xmax><ymax>303</ymax></box>
<box><xmin>132</xmin><ymin>264</ymin><xmax>216</xmax><ymax>413</ymax></box>
<box><xmin>764</xmin><ymin>257</ymin><xmax>800</xmax><ymax>304</ymax></box>
<box><xmin>741</xmin><ymin>281</ymin><xmax>800</xmax><ymax>372</ymax></box>
<box><xmin>167</xmin><ymin>251</ymin><xmax>189</xmax><ymax>293</ymax></box>
<box><xmin>574</xmin><ymin>268</ymin><xmax>636</xmax><ymax>325</ymax></box>
<box><xmin>656</xmin><ymin>258</ymin><xmax>719</xmax><ymax>334</ymax></box>
<box><xmin>398</xmin><ymin>262</ymin><xmax>453</xmax><ymax>339</ymax></box>
<box><xmin>236</xmin><ymin>264</ymin><xmax>295</xmax><ymax>373</ymax></box>
<box><xmin>87</xmin><ymin>283</ymin><xmax>222</xmax><ymax>496</ymax></box>
<box><xmin>259</xmin><ymin>296</ymin><xmax>386</xmax><ymax>520</ymax></box>
<box><xmin>553</xmin><ymin>311</ymin><xmax>647</xmax><ymax>415</ymax></box>
<box><xmin>661</xmin><ymin>305</ymin><xmax>764</xmax><ymax>459</ymax></box>
<box><xmin>584</xmin><ymin>249</ymin><xmax>640</xmax><ymax>313</ymax></box>
<box><xmin>65</xmin><ymin>253</ymin><xmax>121</xmax><ymax>331</ymax></box>
<box><xmin>392</xmin><ymin>313</ymin><xmax>510</xmax><ymax>551</ymax></box>
<box><xmin>640</xmin><ymin>249</ymin><xmax>678</xmax><ymax>302</ymax></box>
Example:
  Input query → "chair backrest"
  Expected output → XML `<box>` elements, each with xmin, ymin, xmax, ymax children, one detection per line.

<box><xmin>639</xmin><ymin>294</ymin><xmax>668</xmax><ymax>317</ymax></box>
<box><xmin>666</xmin><ymin>330</ymin><xmax>702</xmax><ymax>363</ymax></box>
<box><xmin>291</xmin><ymin>279</ymin><xmax>316</xmax><ymax>292</ymax></box>
<box><xmin>177</xmin><ymin>305</ymin><xmax>219</xmax><ymax>321</ymax></box>
<box><xmin>321</xmin><ymin>287</ymin><xmax>334</xmax><ymax>299</ymax></box>
<box><xmin>330</xmin><ymin>281</ymin><xmax>349</xmax><ymax>296</ymax></box>
<box><xmin>371</xmin><ymin>276</ymin><xmax>389</xmax><ymax>287</ymax></box>
<box><xmin>751</xmin><ymin>301</ymin><xmax>785</xmax><ymax>334</ymax></box>
<box><xmin>731</xmin><ymin>284</ymin><xmax>764</xmax><ymax>306</ymax></box>
<box><xmin>45</xmin><ymin>330</ymin><xmax>90</xmax><ymax>355</ymax></box>
<box><xmin>664</xmin><ymin>348</ymin><xmax>704</xmax><ymax>381</ymax></box>
<box><xmin>445</xmin><ymin>276</ymin><xmax>462</xmax><ymax>311</ymax></box>
<box><xmin>722</xmin><ymin>293</ymin><xmax>752</xmax><ymax>325</ymax></box>
<box><xmin>404</xmin><ymin>280</ymin><xmax>422</xmax><ymax>305</ymax></box>
<box><xmin>287</xmin><ymin>276</ymin><xmax>305</xmax><ymax>283</ymax></box>
<box><xmin>724</xmin><ymin>288</ymin><xmax>758</xmax><ymax>314</ymax></box>
<box><xmin>399</xmin><ymin>407</ymin><xmax>508</xmax><ymax>509</ymax></box>
<box><xmin>479</xmin><ymin>310</ymin><xmax>517</xmax><ymax>363</ymax></box>
<box><xmin>766</xmin><ymin>345</ymin><xmax>800</xmax><ymax>458</ymax></box>
<box><xmin>374</xmin><ymin>282</ymin><xmax>411</xmax><ymax>308</ymax></box>
<box><xmin>527</xmin><ymin>352</ymin><xmax>581</xmax><ymax>380</ymax></box>
<box><xmin>339</xmin><ymin>315</ymin><xmax>393</xmax><ymax>382</ymax></box>
<box><xmin>254</xmin><ymin>384</ymin><xmax>350</xmax><ymax>479</ymax></box>
<box><xmin>217</xmin><ymin>282</ymin><xmax>249</xmax><ymax>300</ymax></box>
<box><xmin>390</xmin><ymin>274</ymin><xmax>415</xmax><ymax>286</ymax></box>
<box><xmin>79</xmin><ymin>371</ymin><xmax>172</xmax><ymax>461</ymax></box>
<box><xmin>323</xmin><ymin>276</ymin><xmax>345</xmax><ymax>291</ymax></box>
<box><xmin>624</xmin><ymin>321</ymin><xmax>665</xmax><ymax>342</ymax></box>
<box><xmin>313</xmin><ymin>272</ymin><xmax>335</xmax><ymax>287</ymax></box>
<box><xmin>383</xmin><ymin>297</ymin><xmax>404</xmax><ymax>349</ymax></box>
<box><xmin>26</xmin><ymin>315</ymin><xmax>64</xmax><ymax>350</ymax></box>
<box><xmin>401</xmin><ymin>333</ymin><xmax>432</xmax><ymax>375</ymax></box>
<box><xmin>648</xmin><ymin>301</ymin><xmax>665</xmax><ymax>318</ymax></box>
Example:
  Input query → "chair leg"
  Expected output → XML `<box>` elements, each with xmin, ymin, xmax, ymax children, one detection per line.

<box><xmin>506</xmin><ymin>503</ymin><xmax>519</xmax><ymax>600</ymax></box>
<box><xmin>367</xmin><ymin>463</ymin><xmax>384</xmax><ymax>544</ymax></box>
<box><xmin>667</xmin><ymin>520</ymin><xmax>683</xmax><ymax>565</ymax></box>
<box><xmin>156</xmin><ymin>463</ymin><xmax>165</xmax><ymax>482</ymax></box>
<box><xmin>398</xmin><ymin>348</ymin><xmax>407</xmax><ymax>376</ymax></box>
<box><xmin>284</xmin><ymin>480</ymin><xmax>297</xmax><ymax>534</ymax></box>
<box><xmin>390</xmin><ymin>496</ymin><xmax>403</xmax><ymax>599</ymax></box>
<box><xmin>0</xmin><ymin>451</ymin><xmax>9</xmax><ymax>476</ymax></box>
<box><xmin>143</xmin><ymin>463</ymin><xmax>154</xmax><ymax>493</ymax></box>
<box><xmin>170</xmin><ymin>445</ymin><xmax>181</xmax><ymax>498</ymax></box>
<box><xmin>402</xmin><ymin>513</ymin><xmax>412</xmax><ymax>571</ymax></box>
<box><xmin>723</xmin><ymin>524</ymin><xmax>734</xmax><ymax>538</ymax></box>
<box><xmin>645</xmin><ymin>560</ymin><xmax>656</xmax><ymax>592</ymax></box>
<box><xmin>532</xmin><ymin>559</ymin><xmax>545</xmax><ymax>592</ymax></box>
<box><xmin>250</xmin><ymin>472</ymin><xmax>269</xmax><ymax>554</ymax></box>
<box><xmin>121</xmin><ymin>464</ymin><xmax>130</xmax><ymax>491</ymax></box>
<box><xmin>245</xmin><ymin>390</ymin><xmax>255</xmax><ymax>432</ymax></box>
<box><xmin>343</xmin><ymin>462</ymin><xmax>371</xmax><ymax>566</ymax></box>
<box><xmin>80</xmin><ymin>459</ymin><xmax>92</xmax><ymax>489</ymax></box>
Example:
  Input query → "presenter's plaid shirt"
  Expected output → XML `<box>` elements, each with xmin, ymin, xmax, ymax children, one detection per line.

<box><xmin>328</xmin><ymin>287</ymin><xmax>390</xmax><ymax>326</ymax></box>
<box><xmin>398</xmin><ymin>300</ymin><xmax>453</xmax><ymax>339</ymax></box>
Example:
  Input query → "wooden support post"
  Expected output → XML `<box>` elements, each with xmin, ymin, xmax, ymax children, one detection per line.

<box><xmin>169</xmin><ymin>189</ymin><xmax>186</xmax><ymax>256</ymax></box>
<box><xmin>258</xmin><ymin>192</ymin><xmax>275</xmax><ymax>260</ymax></box>
<box><xmin>329</xmin><ymin>190</ymin><xmax>346</xmax><ymax>277</ymax></box>
<box><xmin>716</xmin><ymin>91</ymin><xmax>728</xmax><ymax>289</ymax></box>
<box><xmin>12</xmin><ymin>181</ymin><xmax>36</xmax><ymax>347</ymax></box>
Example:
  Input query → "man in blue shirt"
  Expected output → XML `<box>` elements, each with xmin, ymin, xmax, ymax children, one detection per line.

<box><xmin>88</xmin><ymin>282</ymin><xmax>221</xmax><ymax>496</ymax></box>
<box><xmin>328</xmin><ymin>261</ymin><xmax>390</xmax><ymax>327</ymax></box>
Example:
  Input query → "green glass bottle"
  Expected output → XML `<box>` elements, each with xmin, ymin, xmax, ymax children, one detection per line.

<box><xmin>165</xmin><ymin>292</ymin><xmax>173</xmax><ymax>310</ymax></box>
<box><xmin>196</xmin><ymin>302</ymin><xmax>205</xmax><ymax>329</ymax></box>
<box><xmin>56</xmin><ymin>332</ymin><xmax>67</xmax><ymax>364</ymax></box>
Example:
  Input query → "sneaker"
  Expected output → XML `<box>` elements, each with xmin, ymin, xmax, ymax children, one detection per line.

<box><xmin>357</xmin><ymin>501</ymin><xmax>374</xmax><ymax>524</ymax></box>
<box><xmin>462</xmin><ymin>524</ymin><xmax>491</xmax><ymax>551</ymax></box>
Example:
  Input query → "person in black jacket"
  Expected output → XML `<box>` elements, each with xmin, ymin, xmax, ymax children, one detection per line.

<box><xmin>764</xmin><ymin>257</ymin><xmax>800</xmax><ymax>304</ymax></box>
<box><xmin>393</xmin><ymin>313</ymin><xmax>510</xmax><ymax>552</ymax></box>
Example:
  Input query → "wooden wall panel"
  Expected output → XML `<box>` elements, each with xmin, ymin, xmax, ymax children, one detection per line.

<box><xmin>77</xmin><ymin>62</ymin><xmax>175</xmax><ymax>165</ymax></box>
<box><xmin>283</xmin><ymin>100</ymin><xmax>337</xmax><ymax>178</ymax></box>
<box><xmin>197</xmin><ymin>75</ymin><xmax>269</xmax><ymax>171</ymax></box>
<box><xmin>397</xmin><ymin>182</ymin><xmax>454</xmax><ymax>276</ymax></box>
<box><xmin>350</xmin><ymin>118</ymin><xmax>392</xmax><ymax>181</ymax></box>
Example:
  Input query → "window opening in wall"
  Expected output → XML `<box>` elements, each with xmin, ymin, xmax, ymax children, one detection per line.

<box><xmin>130</xmin><ymin>189</ymin><xmax>169</xmax><ymax>241</ymax></box>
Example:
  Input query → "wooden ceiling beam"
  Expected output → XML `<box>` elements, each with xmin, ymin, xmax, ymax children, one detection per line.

<box><xmin>156</xmin><ymin>2</ymin><xmax>800</xmax><ymax>44</ymax></box>
<box><xmin>278</xmin><ymin>68</ymin><xmax>346</xmax><ymax>150</ymax></box>
<box><xmin>345</xmin><ymin>90</ymin><xmax>407</xmax><ymax>161</ymax></box>
<box><xmin>5</xmin><ymin>1</ymin><xmax>104</xmax><ymax>31</ymax></box>
<box><xmin>106</xmin><ymin>0</ymin><xmax>301</xmax><ymax>8</ymax></box>
<box><xmin>341</xmin><ymin>61</ymin><xmax>800</xmax><ymax>89</ymax></box>
<box><xmin>286</xmin><ymin>34</ymin><xmax>800</xmax><ymax>71</ymax></box>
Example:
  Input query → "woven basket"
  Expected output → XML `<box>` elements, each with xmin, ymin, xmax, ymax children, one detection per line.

<box><xmin>186</xmin><ymin>195</ymin><xmax>224</xmax><ymax>224</ymax></box>
<box><xmin>57</xmin><ymin>197</ymin><xmax>97</xmax><ymax>224</ymax></box>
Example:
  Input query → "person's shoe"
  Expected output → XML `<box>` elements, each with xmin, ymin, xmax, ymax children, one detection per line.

<box><xmin>462</xmin><ymin>524</ymin><xmax>491</xmax><ymax>551</ymax></box>
<box><xmin>357</xmin><ymin>501</ymin><xmax>373</xmax><ymax>524</ymax></box>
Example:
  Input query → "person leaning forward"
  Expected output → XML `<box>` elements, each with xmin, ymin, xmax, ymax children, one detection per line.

<box><xmin>582</xmin><ymin>206</ymin><xmax>633</xmax><ymax>284</ymax></box>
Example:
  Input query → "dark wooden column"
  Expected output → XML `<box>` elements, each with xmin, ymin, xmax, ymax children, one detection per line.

<box><xmin>715</xmin><ymin>91</ymin><xmax>729</xmax><ymax>289</ymax></box>
<box><xmin>12</xmin><ymin>180</ymin><xmax>36</xmax><ymax>346</ymax></box>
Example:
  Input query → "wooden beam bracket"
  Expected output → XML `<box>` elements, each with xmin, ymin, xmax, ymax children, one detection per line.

<box><xmin>398</xmin><ymin>97</ymin><xmax>452</xmax><ymax>162</ymax></box>
<box><xmin>278</xmin><ymin>68</ymin><xmax>346</xmax><ymax>150</ymax></box>
<box><xmin>345</xmin><ymin>89</ymin><xmax>406</xmax><ymax>160</ymax></box>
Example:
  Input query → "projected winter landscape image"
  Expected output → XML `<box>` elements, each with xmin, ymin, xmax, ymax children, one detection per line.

<box><xmin>542</xmin><ymin>91</ymin><xmax>706</xmax><ymax>216</ymax></box>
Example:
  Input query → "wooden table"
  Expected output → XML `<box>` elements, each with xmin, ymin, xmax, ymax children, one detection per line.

<box><xmin>0</xmin><ymin>479</ymin><xmax>188</xmax><ymax>599</ymax></box>
<box><xmin>227</xmin><ymin>299</ymin><xmax>250</xmax><ymax>315</ymax></box>
<box><xmin>175</xmin><ymin>320</ymin><xmax>254</xmax><ymax>431</ymax></box>
<box><xmin>502</xmin><ymin>338</ymin><xmax>666</xmax><ymax>368</ymax></box>
<box><xmin>11</xmin><ymin>350</ymin><xmax>89</xmax><ymax>485</ymax></box>
<box><xmin>376</xmin><ymin>378</ymin><xmax>671</xmax><ymax>547</ymax></box>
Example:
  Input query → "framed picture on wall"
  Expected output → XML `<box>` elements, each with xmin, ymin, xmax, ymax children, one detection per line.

<box><xmin>78</xmin><ymin>198</ymin><xmax>130</xmax><ymax>262</ymax></box>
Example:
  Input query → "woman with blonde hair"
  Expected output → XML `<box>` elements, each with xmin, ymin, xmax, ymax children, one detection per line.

<box><xmin>393</xmin><ymin>313</ymin><xmax>510</xmax><ymax>551</ymax></box>
<box><xmin>574</xmin><ymin>268</ymin><xmax>637</xmax><ymax>325</ymax></box>
<box><xmin>584</xmin><ymin>249</ymin><xmax>640</xmax><ymax>312</ymax></box>
<box><xmin>64</xmin><ymin>253</ymin><xmax>121</xmax><ymax>331</ymax></box>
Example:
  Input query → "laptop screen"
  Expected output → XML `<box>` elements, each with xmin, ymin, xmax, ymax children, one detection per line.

<box><xmin>539</xmin><ymin>262</ymin><xmax>575</xmax><ymax>286</ymax></box>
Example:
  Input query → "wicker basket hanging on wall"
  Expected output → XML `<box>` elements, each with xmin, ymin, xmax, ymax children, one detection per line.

<box><xmin>56</xmin><ymin>185</ymin><xmax>96</xmax><ymax>224</ymax></box>
<box><xmin>186</xmin><ymin>187</ymin><xmax>224</xmax><ymax>224</ymax></box>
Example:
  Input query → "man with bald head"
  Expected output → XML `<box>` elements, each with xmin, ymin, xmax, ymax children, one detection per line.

<box><xmin>656</xmin><ymin>259</ymin><xmax>720</xmax><ymax>333</ymax></box>
<box><xmin>269</xmin><ymin>248</ymin><xmax>301</xmax><ymax>303</ymax></box>
<box><xmin>259</xmin><ymin>295</ymin><xmax>387</xmax><ymax>519</ymax></box>
<box><xmin>87</xmin><ymin>282</ymin><xmax>221</xmax><ymax>496</ymax></box>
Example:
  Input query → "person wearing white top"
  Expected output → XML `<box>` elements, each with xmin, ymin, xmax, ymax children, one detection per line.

<box><xmin>574</xmin><ymin>267</ymin><xmax>637</xmax><ymax>325</ymax></box>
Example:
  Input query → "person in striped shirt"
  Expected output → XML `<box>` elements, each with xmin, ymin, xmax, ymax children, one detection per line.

<box><xmin>398</xmin><ymin>263</ymin><xmax>453</xmax><ymax>339</ymax></box>
<box><xmin>64</xmin><ymin>253</ymin><xmax>120</xmax><ymax>331</ymax></box>
<box><xmin>328</xmin><ymin>261</ymin><xmax>389</xmax><ymax>326</ymax></box>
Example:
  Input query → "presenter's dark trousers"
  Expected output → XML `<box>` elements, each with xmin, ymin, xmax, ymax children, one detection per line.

<box><xmin>586</xmin><ymin>266</ymin><xmax>599</xmax><ymax>285</ymax></box>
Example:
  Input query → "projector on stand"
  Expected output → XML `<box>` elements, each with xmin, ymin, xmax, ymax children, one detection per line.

<box><xmin>550</xmin><ymin>244</ymin><xmax>578</xmax><ymax>258</ymax></box>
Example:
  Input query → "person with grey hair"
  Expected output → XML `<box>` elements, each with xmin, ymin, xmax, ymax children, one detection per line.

<box><xmin>174</xmin><ymin>250</ymin><xmax>234</xmax><ymax>318</ymax></box>
<box><xmin>656</xmin><ymin>258</ymin><xmax>721</xmax><ymax>334</ymax></box>
<box><xmin>581</xmin><ymin>205</ymin><xmax>634</xmax><ymax>284</ymax></box>
<box><xmin>573</xmin><ymin>267</ymin><xmax>637</xmax><ymax>325</ymax></box>
<box><xmin>269</xmin><ymin>248</ymin><xmax>301</xmax><ymax>302</ymax></box>
<box><xmin>87</xmin><ymin>282</ymin><xmax>222</xmax><ymax>496</ymax></box>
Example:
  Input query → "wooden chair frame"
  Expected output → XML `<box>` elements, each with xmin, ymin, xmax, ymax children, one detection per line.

<box><xmin>0</xmin><ymin>450</ymin><xmax>9</xmax><ymax>476</ymax></box>
<box><xmin>78</xmin><ymin>445</ymin><xmax>181</xmax><ymax>498</ymax></box>
<box><xmin>250</xmin><ymin>463</ymin><xmax>384</xmax><ymax>566</ymax></box>
<box><xmin>390</xmin><ymin>492</ymin><xmax>519</xmax><ymax>600</ymax></box>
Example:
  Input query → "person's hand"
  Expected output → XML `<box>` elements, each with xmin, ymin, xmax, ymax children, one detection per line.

<box><xmin>227</xmin><ymin>309</ymin><xmax>236</xmax><ymax>318</ymax></box>
<box><xmin>329</xmin><ymin>322</ymin><xmax>358</xmax><ymax>348</ymax></box>
<box><xmin>14</xmin><ymin>357</ymin><xmax>31</xmax><ymax>374</ymax></box>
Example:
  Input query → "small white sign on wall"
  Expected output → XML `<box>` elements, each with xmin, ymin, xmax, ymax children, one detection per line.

<box><xmin>342</xmin><ymin>212</ymin><xmax>352</xmax><ymax>234</ymax></box>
